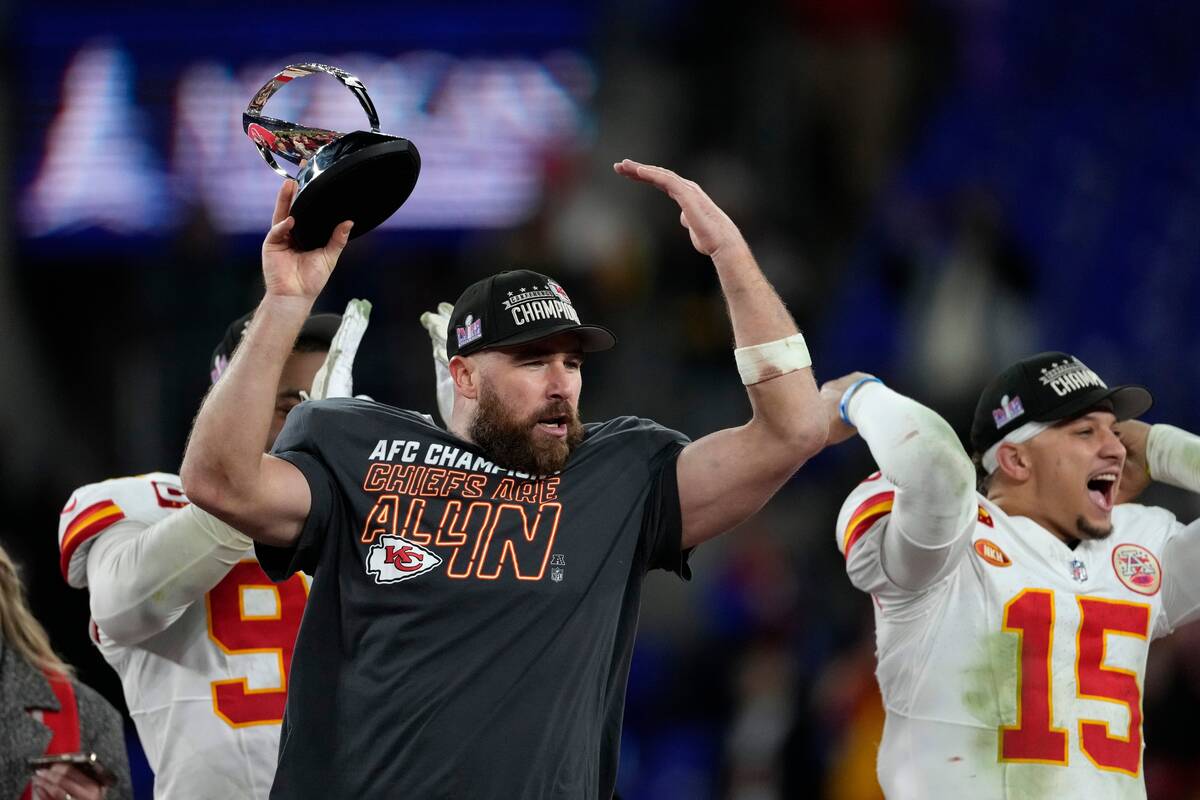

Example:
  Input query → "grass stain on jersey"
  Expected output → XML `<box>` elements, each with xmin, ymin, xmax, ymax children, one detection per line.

<box><xmin>960</xmin><ymin>630</ymin><xmax>1069</xmax><ymax>799</ymax></box>
<box><xmin>961</xmin><ymin>630</ymin><xmax>1018</xmax><ymax>727</ymax></box>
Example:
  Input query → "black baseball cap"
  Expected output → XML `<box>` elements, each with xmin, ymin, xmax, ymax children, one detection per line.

<box><xmin>210</xmin><ymin>310</ymin><xmax>341</xmax><ymax>383</ymax></box>
<box><xmin>445</xmin><ymin>269</ymin><xmax>616</xmax><ymax>358</ymax></box>
<box><xmin>969</xmin><ymin>351</ymin><xmax>1153</xmax><ymax>454</ymax></box>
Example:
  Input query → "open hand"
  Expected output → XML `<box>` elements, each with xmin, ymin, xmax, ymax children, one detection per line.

<box><xmin>261</xmin><ymin>179</ymin><xmax>353</xmax><ymax>302</ymax></box>
<box><xmin>419</xmin><ymin>302</ymin><xmax>455</xmax><ymax>367</ymax></box>
<box><xmin>419</xmin><ymin>302</ymin><xmax>456</xmax><ymax>426</ymax></box>
<box><xmin>613</xmin><ymin>159</ymin><xmax>747</xmax><ymax>261</ymax></box>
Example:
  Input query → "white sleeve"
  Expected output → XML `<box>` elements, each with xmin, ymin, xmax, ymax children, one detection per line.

<box><xmin>86</xmin><ymin>504</ymin><xmax>254</xmax><ymax>646</ymax></box>
<box><xmin>846</xmin><ymin>382</ymin><xmax>977</xmax><ymax>591</ymax></box>
<box><xmin>1134</xmin><ymin>424</ymin><xmax>1200</xmax><ymax>632</ymax></box>
<box><xmin>1148</xmin><ymin>423</ymin><xmax>1200</xmax><ymax>493</ymax></box>
<box><xmin>1161</xmin><ymin>517</ymin><xmax>1200</xmax><ymax>633</ymax></box>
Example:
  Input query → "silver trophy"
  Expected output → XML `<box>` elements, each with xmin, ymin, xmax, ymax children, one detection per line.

<box><xmin>244</xmin><ymin>63</ymin><xmax>420</xmax><ymax>250</ymax></box>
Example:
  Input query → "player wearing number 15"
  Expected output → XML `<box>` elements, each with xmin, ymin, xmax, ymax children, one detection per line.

<box><xmin>54</xmin><ymin>312</ymin><xmax>363</xmax><ymax>800</ymax></box>
<box><xmin>824</xmin><ymin>353</ymin><xmax>1200</xmax><ymax>799</ymax></box>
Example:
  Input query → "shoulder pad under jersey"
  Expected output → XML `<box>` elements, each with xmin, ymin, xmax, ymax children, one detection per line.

<box><xmin>58</xmin><ymin>472</ymin><xmax>188</xmax><ymax>588</ymax></box>
<box><xmin>835</xmin><ymin>472</ymin><xmax>898</xmax><ymax>560</ymax></box>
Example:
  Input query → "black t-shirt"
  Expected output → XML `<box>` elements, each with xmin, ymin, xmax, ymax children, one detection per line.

<box><xmin>259</xmin><ymin>398</ymin><xmax>690</xmax><ymax>799</ymax></box>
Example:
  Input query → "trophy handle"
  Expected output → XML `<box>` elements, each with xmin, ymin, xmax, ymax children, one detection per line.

<box><xmin>243</xmin><ymin>63</ymin><xmax>383</xmax><ymax>180</ymax></box>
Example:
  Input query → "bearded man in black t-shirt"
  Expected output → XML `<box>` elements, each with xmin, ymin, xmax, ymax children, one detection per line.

<box><xmin>181</xmin><ymin>159</ymin><xmax>827</xmax><ymax>799</ymax></box>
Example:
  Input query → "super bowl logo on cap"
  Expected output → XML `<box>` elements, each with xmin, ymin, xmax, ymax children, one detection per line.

<box><xmin>1038</xmin><ymin>358</ymin><xmax>1107</xmax><ymax>397</ymax></box>
<box><xmin>1111</xmin><ymin>543</ymin><xmax>1161</xmax><ymax>595</ymax></box>
<box><xmin>992</xmin><ymin>395</ymin><xmax>1024</xmax><ymax>428</ymax></box>
<box><xmin>456</xmin><ymin>314</ymin><xmax>483</xmax><ymax>347</ymax></box>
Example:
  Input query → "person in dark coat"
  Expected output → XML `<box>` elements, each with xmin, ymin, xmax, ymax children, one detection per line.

<box><xmin>0</xmin><ymin>543</ymin><xmax>131</xmax><ymax>800</ymax></box>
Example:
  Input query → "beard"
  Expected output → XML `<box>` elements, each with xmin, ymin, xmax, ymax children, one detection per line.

<box><xmin>469</xmin><ymin>383</ymin><xmax>584</xmax><ymax>475</ymax></box>
<box><xmin>1074</xmin><ymin>515</ymin><xmax>1113</xmax><ymax>542</ymax></box>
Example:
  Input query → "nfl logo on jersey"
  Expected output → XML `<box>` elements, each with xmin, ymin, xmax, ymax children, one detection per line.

<box><xmin>1069</xmin><ymin>558</ymin><xmax>1088</xmax><ymax>583</ymax></box>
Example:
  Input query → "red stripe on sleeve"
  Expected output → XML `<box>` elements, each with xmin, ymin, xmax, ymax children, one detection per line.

<box><xmin>59</xmin><ymin>503</ymin><xmax>126</xmax><ymax>581</ymax></box>
<box><xmin>842</xmin><ymin>491</ymin><xmax>895</xmax><ymax>559</ymax></box>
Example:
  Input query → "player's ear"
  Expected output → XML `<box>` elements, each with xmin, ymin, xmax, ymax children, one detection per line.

<box><xmin>995</xmin><ymin>443</ymin><xmax>1030</xmax><ymax>482</ymax></box>
<box><xmin>449</xmin><ymin>355</ymin><xmax>479</xmax><ymax>400</ymax></box>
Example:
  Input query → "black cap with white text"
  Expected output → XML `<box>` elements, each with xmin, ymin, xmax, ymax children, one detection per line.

<box><xmin>969</xmin><ymin>351</ymin><xmax>1153</xmax><ymax>455</ymax></box>
<box><xmin>445</xmin><ymin>269</ymin><xmax>616</xmax><ymax>358</ymax></box>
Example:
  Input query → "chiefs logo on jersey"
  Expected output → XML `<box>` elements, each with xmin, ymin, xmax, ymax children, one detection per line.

<box><xmin>1112</xmin><ymin>543</ymin><xmax>1161</xmax><ymax>596</ymax></box>
<box><xmin>365</xmin><ymin>535</ymin><xmax>443</xmax><ymax>584</ymax></box>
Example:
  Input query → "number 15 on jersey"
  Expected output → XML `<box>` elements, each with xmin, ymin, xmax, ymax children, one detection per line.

<box><xmin>1002</xmin><ymin>589</ymin><xmax>1149</xmax><ymax>776</ymax></box>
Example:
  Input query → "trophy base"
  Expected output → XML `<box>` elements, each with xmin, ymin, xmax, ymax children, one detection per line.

<box><xmin>289</xmin><ymin>132</ymin><xmax>421</xmax><ymax>251</ymax></box>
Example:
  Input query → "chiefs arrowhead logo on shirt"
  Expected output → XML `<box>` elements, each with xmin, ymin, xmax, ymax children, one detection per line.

<box><xmin>366</xmin><ymin>535</ymin><xmax>443</xmax><ymax>584</ymax></box>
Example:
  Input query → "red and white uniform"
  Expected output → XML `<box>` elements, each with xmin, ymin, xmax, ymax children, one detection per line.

<box><xmin>58</xmin><ymin>473</ymin><xmax>308</xmax><ymax>799</ymax></box>
<box><xmin>836</xmin><ymin>384</ymin><xmax>1200</xmax><ymax>800</ymax></box>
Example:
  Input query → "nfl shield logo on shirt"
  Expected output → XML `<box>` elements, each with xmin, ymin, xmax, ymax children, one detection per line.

<box><xmin>1069</xmin><ymin>558</ymin><xmax>1088</xmax><ymax>583</ymax></box>
<box><xmin>366</xmin><ymin>535</ymin><xmax>443</xmax><ymax>584</ymax></box>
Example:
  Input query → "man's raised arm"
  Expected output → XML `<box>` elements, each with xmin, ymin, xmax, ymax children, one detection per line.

<box><xmin>1115</xmin><ymin>419</ymin><xmax>1200</xmax><ymax>630</ymax></box>
<box><xmin>181</xmin><ymin>181</ymin><xmax>353</xmax><ymax>546</ymax></box>
<box><xmin>613</xmin><ymin>160</ymin><xmax>826</xmax><ymax>549</ymax></box>
<box><xmin>821</xmin><ymin>373</ymin><xmax>977</xmax><ymax>591</ymax></box>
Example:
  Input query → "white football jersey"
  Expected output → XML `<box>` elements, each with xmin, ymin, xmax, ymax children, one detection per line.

<box><xmin>836</xmin><ymin>473</ymin><xmax>1182</xmax><ymax>800</ymax></box>
<box><xmin>58</xmin><ymin>473</ymin><xmax>308</xmax><ymax>799</ymax></box>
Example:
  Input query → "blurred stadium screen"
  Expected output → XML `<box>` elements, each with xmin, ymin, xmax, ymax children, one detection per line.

<box><xmin>15</xmin><ymin>4</ymin><xmax>597</xmax><ymax>242</ymax></box>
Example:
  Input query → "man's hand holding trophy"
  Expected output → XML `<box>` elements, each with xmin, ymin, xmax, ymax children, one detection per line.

<box><xmin>243</xmin><ymin>62</ymin><xmax>421</xmax><ymax>250</ymax></box>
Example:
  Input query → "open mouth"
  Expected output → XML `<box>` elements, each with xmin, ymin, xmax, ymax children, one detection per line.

<box><xmin>1086</xmin><ymin>470</ymin><xmax>1119</xmax><ymax>512</ymax></box>
<box><xmin>536</xmin><ymin>414</ymin><xmax>569</xmax><ymax>438</ymax></box>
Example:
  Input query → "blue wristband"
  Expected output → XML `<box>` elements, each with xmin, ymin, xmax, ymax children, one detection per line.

<box><xmin>839</xmin><ymin>377</ymin><xmax>883</xmax><ymax>426</ymax></box>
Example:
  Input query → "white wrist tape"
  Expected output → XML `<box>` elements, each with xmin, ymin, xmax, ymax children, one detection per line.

<box><xmin>981</xmin><ymin>421</ymin><xmax>1053</xmax><ymax>474</ymax></box>
<box><xmin>1147</xmin><ymin>423</ymin><xmax>1200</xmax><ymax>492</ymax></box>
<box><xmin>734</xmin><ymin>332</ymin><xmax>811</xmax><ymax>386</ymax></box>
